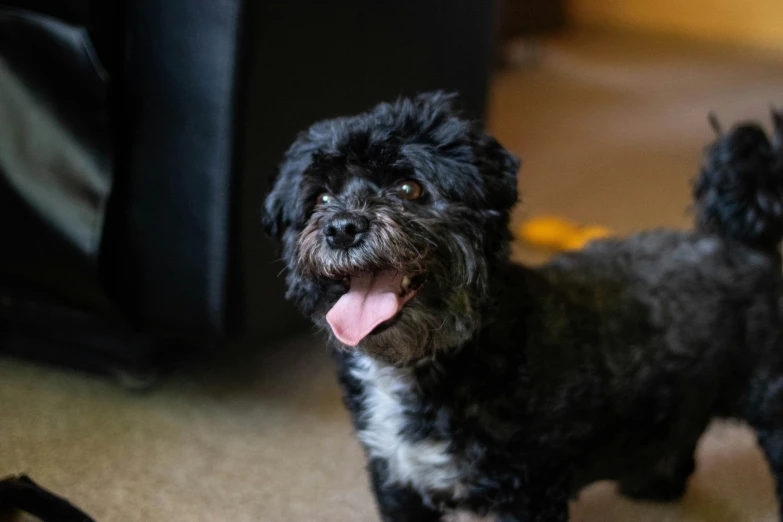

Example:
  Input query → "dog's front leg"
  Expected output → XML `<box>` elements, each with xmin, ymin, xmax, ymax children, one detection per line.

<box><xmin>368</xmin><ymin>458</ymin><xmax>444</xmax><ymax>522</ymax></box>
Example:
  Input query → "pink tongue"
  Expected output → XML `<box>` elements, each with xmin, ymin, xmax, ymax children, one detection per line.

<box><xmin>326</xmin><ymin>271</ymin><xmax>407</xmax><ymax>346</ymax></box>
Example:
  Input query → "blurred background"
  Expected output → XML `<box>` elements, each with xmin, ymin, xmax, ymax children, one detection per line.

<box><xmin>0</xmin><ymin>1</ymin><xmax>782</xmax><ymax>521</ymax></box>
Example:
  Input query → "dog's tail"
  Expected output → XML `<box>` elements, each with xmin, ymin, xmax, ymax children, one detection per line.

<box><xmin>693</xmin><ymin>110</ymin><xmax>783</xmax><ymax>253</ymax></box>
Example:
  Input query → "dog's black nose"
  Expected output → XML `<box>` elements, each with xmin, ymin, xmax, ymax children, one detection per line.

<box><xmin>324</xmin><ymin>214</ymin><xmax>369</xmax><ymax>249</ymax></box>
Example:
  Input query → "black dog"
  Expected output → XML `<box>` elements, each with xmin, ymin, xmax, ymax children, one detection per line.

<box><xmin>264</xmin><ymin>92</ymin><xmax>783</xmax><ymax>521</ymax></box>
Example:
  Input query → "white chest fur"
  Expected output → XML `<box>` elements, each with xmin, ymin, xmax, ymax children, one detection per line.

<box><xmin>351</xmin><ymin>356</ymin><xmax>468</xmax><ymax>497</ymax></box>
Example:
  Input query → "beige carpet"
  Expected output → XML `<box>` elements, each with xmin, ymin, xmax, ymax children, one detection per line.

<box><xmin>3</xmin><ymin>28</ymin><xmax>783</xmax><ymax>522</ymax></box>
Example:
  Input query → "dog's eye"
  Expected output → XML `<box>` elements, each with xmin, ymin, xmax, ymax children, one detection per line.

<box><xmin>317</xmin><ymin>193</ymin><xmax>332</xmax><ymax>206</ymax></box>
<box><xmin>397</xmin><ymin>181</ymin><xmax>423</xmax><ymax>201</ymax></box>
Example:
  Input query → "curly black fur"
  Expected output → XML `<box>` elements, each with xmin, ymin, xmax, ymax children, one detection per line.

<box><xmin>264</xmin><ymin>94</ymin><xmax>783</xmax><ymax>521</ymax></box>
<box><xmin>694</xmin><ymin>110</ymin><xmax>783</xmax><ymax>252</ymax></box>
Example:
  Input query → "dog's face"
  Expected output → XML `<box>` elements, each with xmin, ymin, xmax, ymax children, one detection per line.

<box><xmin>264</xmin><ymin>93</ymin><xmax>520</xmax><ymax>365</ymax></box>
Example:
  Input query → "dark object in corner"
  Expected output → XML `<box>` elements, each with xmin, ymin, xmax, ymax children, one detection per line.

<box><xmin>0</xmin><ymin>475</ymin><xmax>96</xmax><ymax>522</ymax></box>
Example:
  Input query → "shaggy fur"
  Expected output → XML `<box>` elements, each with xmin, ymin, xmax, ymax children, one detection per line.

<box><xmin>264</xmin><ymin>93</ymin><xmax>783</xmax><ymax>521</ymax></box>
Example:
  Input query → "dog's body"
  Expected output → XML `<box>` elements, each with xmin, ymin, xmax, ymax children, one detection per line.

<box><xmin>264</xmin><ymin>93</ymin><xmax>783</xmax><ymax>521</ymax></box>
<box><xmin>337</xmin><ymin>232</ymin><xmax>781</xmax><ymax>521</ymax></box>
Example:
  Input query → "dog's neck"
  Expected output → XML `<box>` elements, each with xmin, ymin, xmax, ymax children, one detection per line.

<box><xmin>353</xmin><ymin>260</ymin><xmax>535</xmax><ymax>413</ymax></box>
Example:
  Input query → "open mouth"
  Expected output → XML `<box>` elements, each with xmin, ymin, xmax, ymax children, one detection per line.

<box><xmin>399</xmin><ymin>273</ymin><xmax>426</xmax><ymax>298</ymax></box>
<box><xmin>325</xmin><ymin>270</ymin><xmax>425</xmax><ymax>346</ymax></box>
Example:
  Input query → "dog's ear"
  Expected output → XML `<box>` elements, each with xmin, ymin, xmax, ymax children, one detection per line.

<box><xmin>262</xmin><ymin>177</ymin><xmax>295</xmax><ymax>240</ymax></box>
<box><xmin>263</xmin><ymin>134</ymin><xmax>319</xmax><ymax>239</ymax></box>
<box><xmin>413</xmin><ymin>92</ymin><xmax>520</xmax><ymax>212</ymax></box>
<box><xmin>475</xmin><ymin>133</ymin><xmax>521</xmax><ymax>213</ymax></box>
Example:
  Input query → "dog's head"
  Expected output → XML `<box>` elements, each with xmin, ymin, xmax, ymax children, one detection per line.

<box><xmin>264</xmin><ymin>92</ymin><xmax>520</xmax><ymax>365</ymax></box>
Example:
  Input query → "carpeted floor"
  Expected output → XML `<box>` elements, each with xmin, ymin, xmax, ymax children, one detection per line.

<box><xmin>3</xmin><ymin>29</ymin><xmax>783</xmax><ymax>522</ymax></box>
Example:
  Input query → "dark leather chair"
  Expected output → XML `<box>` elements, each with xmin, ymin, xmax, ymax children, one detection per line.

<box><xmin>0</xmin><ymin>1</ymin><xmax>496</xmax><ymax>383</ymax></box>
